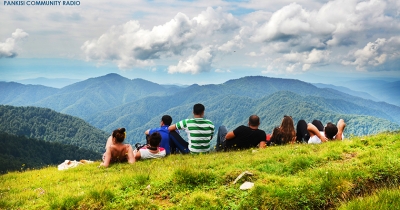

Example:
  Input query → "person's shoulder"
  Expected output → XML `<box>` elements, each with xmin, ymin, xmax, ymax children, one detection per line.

<box><xmin>150</xmin><ymin>126</ymin><xmax>167</xmax><ymax>132</ymax></box>
<box><xmin>237</xmin><ymin>125</ymin><xmax>247</xmax><ymax>129</ymax></box>
<box><xmin>234</xmin><ymin>125</ymin><xmax>247</xmax><ymax>130</ymax></box>
<box><xmin>257</xmin><ymin>129</ymin><xmax>266</xmax><ymax>134</ymax></box>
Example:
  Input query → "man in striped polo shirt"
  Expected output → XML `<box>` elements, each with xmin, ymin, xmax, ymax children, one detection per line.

<box><xmin>168</xmin><ymin>103</ymin><xmax>214</xmax><ymax>153</ymax></box>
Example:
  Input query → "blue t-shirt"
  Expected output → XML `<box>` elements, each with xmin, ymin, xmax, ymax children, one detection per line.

<box><xmin>149</xmin><ymin>125</ymin><xmax>171</xmax><ymax>155</ymax></box>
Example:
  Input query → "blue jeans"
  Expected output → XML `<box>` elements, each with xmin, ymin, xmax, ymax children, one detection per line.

<box><xmin>215</xmin><ymin>126</ymin><xmax>228</xmax><ymax>152</ymax></box>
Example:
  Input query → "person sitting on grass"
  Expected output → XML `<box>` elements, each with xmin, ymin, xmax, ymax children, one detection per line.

<box><xmin>215</xmin><ymin>115</ymin><xmax>267</xmax><ymax>151</ymax></box>
<box><xmin>168</xmin><ymin>103</ymin><xmax>214</xmax><ymax>154</ymax></box>
<box><xmin>296</xmin><ymin>119</ymin><xmax>346</xmax><ymax>144</ymax></box>
<box><xmin>144</xmin><ymin>115</ymin><xmax>173</xmax><ymax>155</ymax></box>
<box><xmin>134</xmin><ymin>132</ymin><xmax>166</xmax><ymax>161</ymax></box>
<box><xmin>100</xmin><ymin>128</ymin><xmax>135</xmax><ymax>167</ymax></box>
<box><xmin>269</xmin><ymin>115</ymin><xmax>296</xmax><ymax>146</ymax></box>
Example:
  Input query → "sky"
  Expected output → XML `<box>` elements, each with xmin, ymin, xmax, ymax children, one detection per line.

<box><xmin>1</xmin><ymin>0</ymin><xmax>400</xmax><ymax>86</ymax></box>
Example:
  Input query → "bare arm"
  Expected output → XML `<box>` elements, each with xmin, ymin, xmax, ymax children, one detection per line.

<box><xmin>335</xmin><ymin>119</ymin><xmax>346</xmax><ymax>140</ymax></box>
<box><xmin>144</xmin><ymin>129</ymin><xmax>150</xmax><ymax>135</ymax></box>
<box><xmin>307</xmin><ymin>123</ymin><xmax>327</xmax><ymax>142</ymax></box>
<box><xmin>225</xmin><ymin>131</ymin><xmax>235</xmax><ymax>140</ymax></box>
<box><xmin>100</xmin><ymin>148</ymin><xmax>112</xmax><ymax>167</ymax></box>
<box><xmin>168</xmin><ymin>124</ymin><xmax>177</xmax><ymax>131</ymax></box>
<box><xmin>127</xmin><ymin>145</ymin><xmax>135</xmax><ymax>164</ymax></box>
<box><xmin>133</xmin><ymin>150</ymin><xmax>141</xmax><ymax>162</ymax></box>
<box><xmin>105</xmin><ymin>136</ymin><xmax>113</xmax><ymax>149</ymax></box>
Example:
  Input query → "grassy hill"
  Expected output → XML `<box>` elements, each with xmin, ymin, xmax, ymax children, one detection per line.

<box><xmin>1</xmin><ymin>131</ymin><xmax>400</xmax><ymax>209</ymax></box>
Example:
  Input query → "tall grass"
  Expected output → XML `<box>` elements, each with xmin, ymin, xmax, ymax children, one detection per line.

<box><xmin>1</xmin><ymin>131</ymin><xmax>400</xmax><ymax>209</ymax></box>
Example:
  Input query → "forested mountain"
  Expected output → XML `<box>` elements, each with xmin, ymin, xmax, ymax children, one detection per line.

<box><xmin>0</xmin><ymin>105</ymin><xmax>108</xmax><ymax>153</ymax></box>
<box><xmin>33</xmin><ymin>73</ymin><xmax>183</xmax><ymax>119</ymax></box>
<box><xmin>0</xmin><ymin>73</ymin><xmax>181</xmax><ymax>120</ymax></box>
<box><xmin>369</xmin><ymin>81</ymin><xmax>400</xmax><ymax>107</ymax></box>
<box><xmin>2</xmin><ymin>74</ymin><xmax>400</xmax><ymax>123</ymax></box>
<box><xmin>312</xmin><ymin>83</ymin><xmax>378</xmax><ymax>101</ymax></box>
<box><xmin>339</xmin><ymin>79</ymin><xmax>400</xmax><ymax>107</ymax></box>
<box><xmin>1</xmin><ymin>74</ymin><xmax>400</xmax><ymax>146</ymax></box>
<box><xmin>0</xmin><ymin>132</ymin><xmax>100</xmax><ymax>174</ymax></box>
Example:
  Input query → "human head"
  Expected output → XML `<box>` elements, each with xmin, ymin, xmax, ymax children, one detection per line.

<box><xmin>248</xmin><ymin>115</ymin><xmax>260</xmax><ymax>127</ymax></box>
<box><xmin>324</xmin><ymin>122</ymin><xmax>338</xmax><ymax>140</ymax></box>
<box><xmin>148</xmin><ymin>132</ymin><xmax>162</xmax><ymax>147</ymax></box>
<box><xmin>280</xmin><ymin>116</ymin><xmax>294</xmax><ymax>130</ymax></box>
<box><xmin>112</xmin><ymin>128</ymin><xmax>126</xmax><ymax>143</ymax></box>
<box><xmin>193</xmin><ymin>103</ymin><xmax>205</xmax><ymax>116</ymax></box>
<box><xmin>161</xmin><ymin>115</ymin><xmax>172</xmax><ymax>126</ymax></box>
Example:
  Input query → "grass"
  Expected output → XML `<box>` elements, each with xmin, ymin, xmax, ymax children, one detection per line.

<box><xmin>1</xmin><ymin>131</ymin><xmax>400</xmax><ymax>209</ymax></box>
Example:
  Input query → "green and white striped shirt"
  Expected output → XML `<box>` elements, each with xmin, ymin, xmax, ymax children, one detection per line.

<box><xmin>175</xmin><ymin>118</ymin><xmax>214</xmax><ymax>153</ymax></box>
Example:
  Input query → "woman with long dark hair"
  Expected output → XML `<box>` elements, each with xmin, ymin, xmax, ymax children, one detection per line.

<box><xmin>270</xmin><ymin>116</ymin><xmax>296</xmax><ymax>145</ymax></box>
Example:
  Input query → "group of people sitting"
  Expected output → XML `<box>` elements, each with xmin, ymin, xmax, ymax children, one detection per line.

<box><xmin>100</xmin><ymin>103</ymin><xmax>346</xmax><ymax>167</ymax></box>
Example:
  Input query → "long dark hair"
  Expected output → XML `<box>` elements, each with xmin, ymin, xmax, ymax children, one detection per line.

<box><xmin>280</xmin><ymin>116</ymin><xmax>296</xmax><ymax>144</ymax></box>
<box><xmin>270</xmin><ymin>116</ymin><xmax>295</xmax><ymax>145</ymax></box>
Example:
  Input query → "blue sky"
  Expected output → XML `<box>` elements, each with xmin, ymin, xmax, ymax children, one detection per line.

<box><xmin>1</xmin><ymin>0</ymin><xmax>400</xmax><ymax>86</ymax></box>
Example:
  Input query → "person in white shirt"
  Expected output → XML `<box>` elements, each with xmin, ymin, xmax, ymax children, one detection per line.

<box><xmin>134</xmin><ymin>132</ymin><xmax>166</xmax><ymax>161</ymax></box>
<box><xmin>296</xmin><ymin>119</ymin><xmax>346</xmax><ymax>144</ymax></box>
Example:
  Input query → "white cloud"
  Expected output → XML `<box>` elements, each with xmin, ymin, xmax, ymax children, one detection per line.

<box><xmin>251</xmin><ymin>0</ymin><xmax>395</xmax><ymax>48</ymax></box>
<box><xmin>265</xmin><ymin>49</ymin><xmax>331</xmax><ymax>72</ymax></box>
<box><xmin>82</xmin><ymin>7</ymin><xmax>239</xmax><ymax>70</ymax></box>
<box><xmin>245</xmin><ymin>0</ymin><xmax>400</xmax><ymax>73</ymax></box>
<box><xmin>3</xmin><ymin>0</ymin><xmax>399</xmax><ymax>76</ymax></box>
<box><xmin>168</xmin><ymin>46</ymin><xmax>214</xmax><ymax>74</ymax></box>
<box><xmin>0</xmin><ymin>29</ymin><xmax>29</xmax><ymax>58</ymax></box>
<box><xmin>218</xmin><ymin>35</ymin><xmax>243</xmax><ymax>52</ymax></box>
<box><xmin>215</xmin><ymin>69</ymin><xmax>231</xmax><ymax>73</ymax></box>
<box><xmin>342</xmin><ymin>36</ymin><xmax>400</xmax><ymax>70</ymax></box>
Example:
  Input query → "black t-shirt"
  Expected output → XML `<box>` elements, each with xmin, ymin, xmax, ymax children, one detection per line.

<box><xmin>225</xmin><ymin>125</ymin><xmax>266</xmax><ymax>150</ymax></box>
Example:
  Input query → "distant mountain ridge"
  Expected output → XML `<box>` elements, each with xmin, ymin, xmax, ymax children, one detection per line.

<box><xmin>15</xmin><ymin>77</ymin><xmax>81</xmax><ymax>88</ymax></box>
<box><xmin>0</xmin><ymin>73</ymin><xmax>182</xmax><ymax>119</ymax></box>
<box><xmin>312</xmin><ymin>83</ymin><xmax>378</xmax><ymax>101</ymax></box>
<box><xmin>338</xmin><ymin>79</ymin><xmax>400</xmax><ymax>107</ymax></box>
<box><xmin>1</xmin><ymin>74</ymin><xmax>400</xmax><ymax>145</ymax></box>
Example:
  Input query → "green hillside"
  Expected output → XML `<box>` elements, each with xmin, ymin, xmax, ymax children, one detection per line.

<box><xmin>0</xmin><ymin>132</ymin><xmax>100</xmax><ymax>174</ymax></box>
<box><xmin>1</xmin><ymin>132</ymin><xmax>400</xmax><ymax>209</ymax></box>
<box><xmin>0</xmin><ymin>105</ymin><xmax>108</xmax><ymax>153</ymax></box>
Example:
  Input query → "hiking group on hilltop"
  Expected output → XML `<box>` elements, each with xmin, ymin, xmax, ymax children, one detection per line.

<box><xmin>100</xmin><ymin>103</ymin><xmax>346</xmax><ymax>167</ymax></box>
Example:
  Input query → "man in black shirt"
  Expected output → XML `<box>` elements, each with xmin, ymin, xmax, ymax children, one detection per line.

<box><xmin>215</xmin><ymin>115</ymin><xmax>267</xmax><ymax>151</ymax></box>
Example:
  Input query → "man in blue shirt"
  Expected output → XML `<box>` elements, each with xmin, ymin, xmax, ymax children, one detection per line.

<box><xmin>145</xmin><ymin>115</ymin><xmax>172</xmax><ymax>155</ymax></box>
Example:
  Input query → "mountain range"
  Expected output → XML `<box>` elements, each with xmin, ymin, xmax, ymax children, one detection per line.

<box><xmin>1</xmin><ymin>73</ymin><xmax>399</xmax><ymax>146</ymax></box>
<box><xmin>337</xmin><ymin>79</ymin><xmax>400</xmax><ymax>107</ymax></box>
